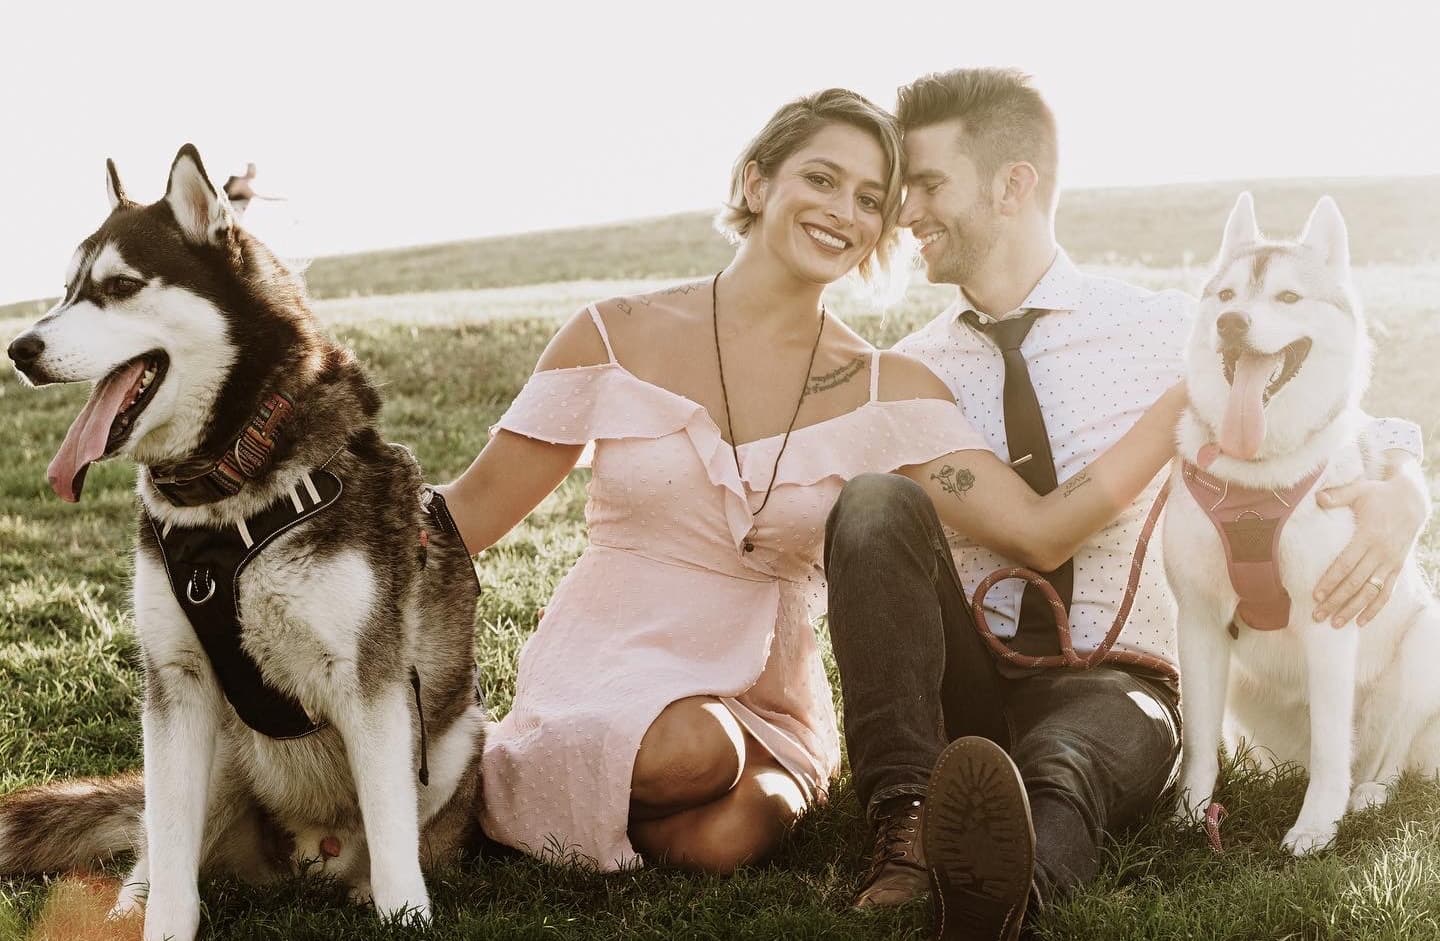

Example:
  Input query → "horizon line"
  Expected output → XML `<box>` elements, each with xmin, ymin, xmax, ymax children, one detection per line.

<box><xmin>2</xmin><ymin>171</ymin><xmax>1434</xmax><ymax>309</ymax></box>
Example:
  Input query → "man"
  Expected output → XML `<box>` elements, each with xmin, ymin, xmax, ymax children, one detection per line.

<box><xmin>824</xmin><ymin>67</ymin><xmax>1430</xmax><ymax>940</ymax></box>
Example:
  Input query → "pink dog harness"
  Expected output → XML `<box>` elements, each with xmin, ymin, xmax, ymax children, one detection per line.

<box><xmin>1181</xmin><ymin>461</ymin><xmax>1325</xmax><ymax>636</ymax></box>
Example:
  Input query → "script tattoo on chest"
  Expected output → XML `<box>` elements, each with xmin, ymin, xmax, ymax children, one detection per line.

<box><xmin>806</xmin><ymin>355</ymin><xmax>865</xmax><ymax>395</ymax></box>
<box><xmin>931</xmin><ymin>464</ymin><xmax>976</xmax><ymax>501</ymax></box>
<box><xmin>659</xmin><ymin>282</ymin><xmax>703</xmax><ymax>296</ymax></box>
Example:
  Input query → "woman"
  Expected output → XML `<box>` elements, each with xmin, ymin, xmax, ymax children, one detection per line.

<box><xmin>440</xmin><ymin>88</ymin><xmax>1184</xmax><ymax>874</ymax></box>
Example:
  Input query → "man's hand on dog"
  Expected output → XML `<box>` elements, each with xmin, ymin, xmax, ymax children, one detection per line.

<box><xmin>1314</xmin><ymin>452</ymin><xmax>1432</xmax><ymax>627</ymax></box>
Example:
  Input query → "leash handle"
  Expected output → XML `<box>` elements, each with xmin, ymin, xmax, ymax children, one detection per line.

<box><xmin>1204</xmin><ymin>802</ymin><xmax>1228</xmax><ymax>854</ymax></box>
<box><xmin>970</xmin><ymin>480</ymin><xmax>1178</xmax><ymax>681</ymax></box>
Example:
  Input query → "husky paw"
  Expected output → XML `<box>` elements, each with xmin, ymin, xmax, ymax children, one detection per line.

<box><xmin>1348</xmin><ymin>781</ymin><xmax>1390</xmax><ymax>812</ymax></box>
<box><xmin>376</xmin><ymin>898</ymin><xmax>430</xmax><ymax>927</ymax></box>
<box><xmin>347</xmin><ymin>878</ymin><xmax>374</xmax><ymax>907</ymax></box>
<box><xmin>1281</xmin><ymin>822</ymin><xmax>1338</xmax><ymax>856</ymax></box>
<box><xmin>372</xmin><ymin>878</ymin><xmax>430</xmax><ymax>926</ymax></box>
<box><xmin>142</xmin><ymin>896</ymin><xmax>201</xmax><ymax>941</ymax></box>
<box><xmin>1171</xmin><ymin>790</ymin><xmax>1212</xmax><ymax>828</ymax></box>
<box><xmin>108</xmin><ymin>885</ymin><xmax>147</xmax><ymax>921</ymax></box>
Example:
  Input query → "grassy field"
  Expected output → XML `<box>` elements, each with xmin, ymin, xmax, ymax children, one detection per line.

<box><xmin>3</xmin><ymin>170</ymin><xmax>1440</xmax><ymax>939</ymax></box>
<box><xmin>2</xmin><ymin>254</ymin><xmax>1439</xmax><ymax>939</ymax></box>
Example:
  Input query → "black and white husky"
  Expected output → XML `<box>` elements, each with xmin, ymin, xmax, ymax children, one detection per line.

<box><xmin>1166</xmin><ymin>193</ymin><xmax>1440</xmax><ymax>854</ymax></box>
<box><xmin>1</xmin><ymin>146</ymin><xmax>485</xmax><ymax>940</ymax></box>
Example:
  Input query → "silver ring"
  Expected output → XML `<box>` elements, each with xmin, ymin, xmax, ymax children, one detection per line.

<box><xmin>1366</xmin><ymin>576</ymin><xmax>1385</xmax><ymax>591</ymax></box>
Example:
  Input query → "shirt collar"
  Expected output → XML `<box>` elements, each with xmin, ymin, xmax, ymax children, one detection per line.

<box><xmin>954</xmin><ymin>249</ymin><xmax>1084</xmax><ymax>324</ymax></box>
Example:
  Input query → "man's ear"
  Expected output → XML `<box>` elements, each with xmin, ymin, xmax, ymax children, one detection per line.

<box><xmin>742</xmin><ymin>160</ymin><xmax>767</xmax><ymax>215</ymax></box>
<box><xmin>1218</xmin><ymin>191</ymin><xmax>1259</xmax><ymax>260</ymax></box>
<box><xmin>164</xmin><ymin>143</ymin><xmax>234</xmax><ymax>245</ymax></box>
<box><xmin>997</xmin><ymin>161</ymin><xmax>1039</xmax><ymax>216</ymax></box>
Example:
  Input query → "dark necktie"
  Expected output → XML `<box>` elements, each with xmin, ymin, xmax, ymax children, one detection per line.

<box><xmin>967</xmin><ymin>309</ymin><xmax>1073</xmax><ymax>656</ymax></box>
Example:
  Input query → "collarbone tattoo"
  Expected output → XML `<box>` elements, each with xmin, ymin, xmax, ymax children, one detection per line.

<box><xmin>806</xmin><ymin>355</ymin><xmax>865</xmax><ymax>395</ymax></box>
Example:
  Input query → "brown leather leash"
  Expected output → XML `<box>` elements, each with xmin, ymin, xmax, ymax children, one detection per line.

<box><xmin>970</xmin><ymin>480</ymin><xmax>1178</xmax><ymax>682</ymax></box>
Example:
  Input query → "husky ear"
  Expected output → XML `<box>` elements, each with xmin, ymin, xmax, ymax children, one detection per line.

<box><xmin>164</xmin><ymin>144</ymin><xmax>234</xmax><ymax>245</ymax></box>
<box><xmin>1300</xmin><ymin>196</ymin><xmax>1350</xmax><ymax>270</ymax></box>
<box><xmin>1219</xmin><ymin>192</ymin><xmax>1259</xmax><ymax>259</ymax></box>
<box><xmin>105</xmin><ymin>158</ymin><xmax>129</xmax><ymax>210</ymax></box>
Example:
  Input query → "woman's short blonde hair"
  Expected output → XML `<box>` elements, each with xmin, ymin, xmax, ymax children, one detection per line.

<box><xmin>715</xmin><ymin>88</ymin><xmax>905</xmax><ymax>283</ymax></box>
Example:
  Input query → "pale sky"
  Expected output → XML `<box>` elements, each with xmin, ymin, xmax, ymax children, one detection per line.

<box><xmin>2</xmin><ymin>0</ymin><xmax>1437</xmax><ymax>305</ymax></box>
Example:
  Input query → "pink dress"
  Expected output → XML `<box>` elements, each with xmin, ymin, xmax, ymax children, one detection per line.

<box><xmin>480</xmin><ymin>305</ymin><xmax>986</xmax><ymax>869</ymax></box>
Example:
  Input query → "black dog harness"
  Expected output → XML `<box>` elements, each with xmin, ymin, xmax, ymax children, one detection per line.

<box><xmin>148</xmin><ymin>470</ymin><xmax>343</xmax><ymax>740</ymax></box>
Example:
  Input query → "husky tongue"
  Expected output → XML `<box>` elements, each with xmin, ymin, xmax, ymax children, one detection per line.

<box><xmin>1219</xmin><ymin>351</ymin><xmax>1283</xmax><ymax>461</ymax></box>
<box><xmin>46</xmin><ymin>360</ymin><xmax>146</xmax><ymax>502</ymax></box>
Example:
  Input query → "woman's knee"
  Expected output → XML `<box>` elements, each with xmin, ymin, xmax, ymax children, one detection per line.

<box><xmin>630</xmin><ymin>698</ymin><xmax>744</xmax><ymax>811</ymax></box>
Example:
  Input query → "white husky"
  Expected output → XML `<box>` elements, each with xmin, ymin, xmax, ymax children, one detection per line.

<box><xmin>1166</xmin><ymin>193</ymin><xmax>1440</xmax><ymax>854</ymax></box>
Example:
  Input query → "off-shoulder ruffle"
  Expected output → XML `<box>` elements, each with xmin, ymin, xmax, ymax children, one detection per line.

<box><xmin>491</xmin><ymin>364</ymin><xmax>988</xmax><ymax>554</ymax></box>
<box><xmin>735</xmin><ymin>398</ymin><xmax>988</xmax><ymax>490</ymax></box>
<box><xmin>492</xmin><ymin>364</ymin><xmax>755</xmax><ymax>553</ymax></box>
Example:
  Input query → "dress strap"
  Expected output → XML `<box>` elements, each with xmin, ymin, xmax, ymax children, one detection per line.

<box><xmin>585</xmin><ymin>303</ymin><xmax>619</xmax><ymax>364</ymax></box>
<box><xmin>868</xmin><ymin>349</ymin><xmax>881</xmax><ymax>402</ymax></box>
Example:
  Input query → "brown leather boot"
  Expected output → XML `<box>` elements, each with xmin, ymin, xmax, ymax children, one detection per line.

<box><xmin>852</xmin><ymin>795</ymin><xmax>929</xmax><ymax>909</ymax></box>
<box><xmin>923</xmin><ymin>737</ymin><xmax>1036</xmax><ymax>941</ymax></box>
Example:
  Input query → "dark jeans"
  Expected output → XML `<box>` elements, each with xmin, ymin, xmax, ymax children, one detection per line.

<box><xmin>824</xmin><ymin>474</ymin><xmax>1181</xmax><ymax>904</ymax></box>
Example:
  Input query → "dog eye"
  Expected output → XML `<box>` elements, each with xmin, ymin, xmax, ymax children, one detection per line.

<box><xmin>1217</xmin><ymin>288</ymin><xmax>1235</xmax><ymax>302</ymax></box>
<box><xmin>104</xmin><ymin>276</ymin><xmax>145</xmax><ymax>299</ymax></box>
<box><xmin>1276</xmin><ymin>290</ymin><xmax>1301</xmax><ymax>304</ymax></box>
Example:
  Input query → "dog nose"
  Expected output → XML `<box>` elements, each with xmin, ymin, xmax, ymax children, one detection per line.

<box><xmin>1216</xmin><ymin>312</ymin><xmax>1250</xmax><ymax>342</ymax></box>
<box><xmin>7</xmin><ymin>334</ymin><xmax>44</xmax><ymax>366</ymax></box>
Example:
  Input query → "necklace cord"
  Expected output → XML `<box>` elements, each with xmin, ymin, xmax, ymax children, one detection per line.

<box><xmin>711</xmin><ymin>270</ymin><xmax>826</xmax><ymax>532</ymax></box>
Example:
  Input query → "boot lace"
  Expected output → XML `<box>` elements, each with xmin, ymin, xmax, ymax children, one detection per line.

<box><xmin>864</xmin><ymin>797</ymin><xmax>923</xmax><ymax>880</ymax></box>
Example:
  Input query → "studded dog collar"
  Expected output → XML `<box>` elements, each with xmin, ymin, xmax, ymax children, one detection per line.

<box><xmin>147</xmin><ymin>391</ymin><xmax>295</xmax><ymax>507</ymax></box>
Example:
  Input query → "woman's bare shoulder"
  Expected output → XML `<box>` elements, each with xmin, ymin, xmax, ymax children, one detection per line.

<box><xmin>592</xmin><ymin>282</ymin><xmax>713</xmax><ymax>364</ymax></box>
<box><xmin>536</xmin><ymin>281</ymin><xmax>712</xmax><ymax>372</ymax></box>
<box><xmin>875</xmin><ymin>349</ymin><xmax>955</xmax><ymax>403</ymax></box>
<box><xmin>533</xmin><ymin>307</ymin><xmax>611</xmax><ymax>372</ymax></box>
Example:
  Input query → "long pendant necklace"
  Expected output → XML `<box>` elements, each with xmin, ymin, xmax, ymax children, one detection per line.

<box><xmin>711</xmin><ymin>270</ymin><xmax>826</xmax><ymax>553</ymax></box>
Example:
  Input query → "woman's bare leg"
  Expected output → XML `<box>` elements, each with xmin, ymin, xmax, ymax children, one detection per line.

<box><xmin>630</xmin><ymin>745</ymin><xmax>806</xmax><ymax>874</ymax></box>
<box><xmin>629</xmin><ymin>696</ymin><xmax>746</xmax><ymax>820</ymax></box>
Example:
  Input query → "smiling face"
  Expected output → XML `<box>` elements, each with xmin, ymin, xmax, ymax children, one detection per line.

<box><xmin>744</xmin><ymin>122</ymin><xmax>890</xmax><ymax>286</ymax></box>
<box><xmin>898</xmin><ymin>119</ymin><xmax>1002</xmax><ymax>286</ymax></box>
<box><xmin>1186</xmin><ymin>194</ymin><xmax>1367</xmax><ymax>461</ymax></box>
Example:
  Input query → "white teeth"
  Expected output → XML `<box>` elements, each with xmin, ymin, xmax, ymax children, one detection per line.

<box><xmin>804</xmin><ymin>226</ymin><xmax>846</xmax><ymax>250</ymax></box>
<box><xmin>141</xmin><ymin>367</ymin><xmax>156</xmax><ymax>388</ymax></box>
<box><xmin>921</xmin><ymin>231</ymin><xmax>944</xmax><ymax>247</ymax></box>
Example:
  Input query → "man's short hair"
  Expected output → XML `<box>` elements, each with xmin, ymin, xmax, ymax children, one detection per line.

<box><xmin>896</xmin><ymin>67</ymin><xmax>1059</xmax><ymax>211</ymax></box>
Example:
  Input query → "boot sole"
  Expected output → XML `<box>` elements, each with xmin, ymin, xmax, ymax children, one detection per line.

<box><xmin>923</xmin><ymin>736</ymin><xmax>1035</xmax><ymax>941</ymax></box>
